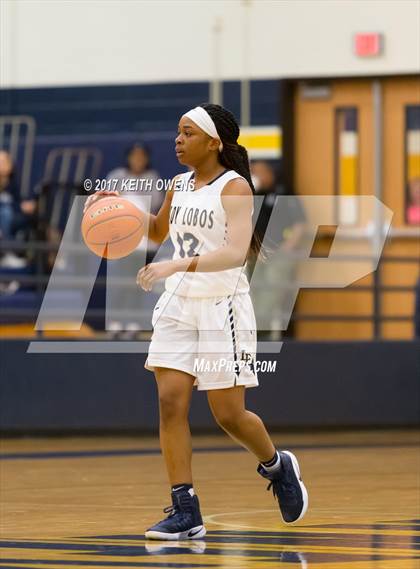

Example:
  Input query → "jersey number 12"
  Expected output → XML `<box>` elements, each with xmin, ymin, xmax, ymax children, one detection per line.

<box><xmin>176</xmin><ymin>232</ymin><xmax>199</xmax><ymax>258</ymax></box>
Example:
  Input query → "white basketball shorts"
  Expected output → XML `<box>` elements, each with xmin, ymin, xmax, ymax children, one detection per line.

<box><xmin>145</xmin><ymin>291</ymin><xmax>258</xmax><ymax>391</ymax></box>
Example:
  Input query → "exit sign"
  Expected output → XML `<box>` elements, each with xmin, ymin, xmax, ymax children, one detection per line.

<box><xmin>354</xmin><ymin>33</ymin><xmax>383</xmax><ymax>57</ymax></box>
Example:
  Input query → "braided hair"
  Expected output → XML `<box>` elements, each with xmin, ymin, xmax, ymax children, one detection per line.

<box><xmin>200</xmin><ymin>103</ymin><xmax>262</xmax><ymax>259</ymax></box>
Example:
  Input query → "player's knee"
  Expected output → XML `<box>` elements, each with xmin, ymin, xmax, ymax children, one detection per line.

<box><xmin>159</xmin><ymin>391</ymin><xmax>188</xmax><ymax>422</ymax></box>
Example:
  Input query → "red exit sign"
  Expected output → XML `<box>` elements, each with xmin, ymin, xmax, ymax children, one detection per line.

<box><xmin>354</xmin><ymin>33</ymin><xmax>383</xmax><ymax>57</ymax></box>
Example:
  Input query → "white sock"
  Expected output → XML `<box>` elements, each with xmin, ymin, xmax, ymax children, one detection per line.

<box><xmin>262</xmin><ymin>450</ymin><xmax>281</xmax><ymax>473</ymax></box>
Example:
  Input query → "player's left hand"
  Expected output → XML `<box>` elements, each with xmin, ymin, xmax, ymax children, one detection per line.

<box><xmin>136</xmin><ymin>261</ymin><xmax>176</xmax><ymax>291</ymax></box>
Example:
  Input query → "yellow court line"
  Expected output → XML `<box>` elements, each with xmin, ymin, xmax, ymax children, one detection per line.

<box><xmin>202</xmin><ymin>511</ymin><xmax>420</xmax><ymax>536</ymax></box>
<box><xmin>2</xmin><ymin>524</ymin><xmax>419</xmax><ymax>546</ymax></box>
<box><xmin>2</xmin><ymin>543</ymin><xmax>417</xmax><ymax>557</ymax></box>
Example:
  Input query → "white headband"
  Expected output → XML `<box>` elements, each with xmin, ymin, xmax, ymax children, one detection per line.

<box><xmin>183</xmin><ymin>106</ymin><xmax>223</xmax><ymax>152</ymax></box>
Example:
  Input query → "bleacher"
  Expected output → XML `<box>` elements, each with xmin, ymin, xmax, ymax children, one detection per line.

<box><xmin>0</xmin><ymin>80</ymin><xmax>281</xmax><ymax>337</ymax></box>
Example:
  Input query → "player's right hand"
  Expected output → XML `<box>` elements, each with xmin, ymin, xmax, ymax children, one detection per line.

<box><xmin>83</xmin><ymin>190</ymin><xmax>120</xmax><ymax>215</ymax></box>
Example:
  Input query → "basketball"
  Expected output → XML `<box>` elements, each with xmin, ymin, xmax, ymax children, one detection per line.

<box><xmin>81</xmin><ymin>196</ymin><xmax>145</xmax><ymax>259</ymax></box>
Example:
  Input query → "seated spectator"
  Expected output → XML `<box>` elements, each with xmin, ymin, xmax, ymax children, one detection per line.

<box><xmin>406</xmin><ymin>177</ymin><xmax>420</xmax><ymax>225</ymax></box>
<box><xmin>107</xmin><ymin>142</ymin><xmax>163</xmax><ymax>221</ymax></box>
<box><xmin>106</xmin><ymin>142</ymin><xmax>163</xmax><ymax>261</ymax></box>
<box><xmin>0</xmin><ymin>150</ymin><xmax>37</xmax><ymax>268</ymax></box>
<box><xmin>251</xmin><ymin>160</ymin><xmax>306</xmax><ymax>253</ymax></box>
<box><xmin>249</xmin><ymin>160</ymin><xmax>306</xmax><ymax>338</ymax></box>
<box><xmin>106</xmin><ymin>142</ymin><xmax>164</xmax><ymax>337</ymax></box>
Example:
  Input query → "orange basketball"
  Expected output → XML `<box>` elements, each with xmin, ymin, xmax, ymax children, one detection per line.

<box><xmin>82</xmin><ymin>196</ymin><xmax>145</xmax><ymax>259</ymax></box>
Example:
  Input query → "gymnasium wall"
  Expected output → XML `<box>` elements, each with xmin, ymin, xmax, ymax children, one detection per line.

<box><xmin>0</xmin><ymin>340</ymin><xmax>419</xmax><ymax>432</ymax></box>
<box><xmin>1</xmin><ymin>0</ymin><xmax>419</xmax><ymax>89</ymax></box>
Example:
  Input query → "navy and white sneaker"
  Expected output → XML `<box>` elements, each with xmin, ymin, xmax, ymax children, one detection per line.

<box><xmin>280</xmin><ymin>551</ymin><xmax>308</xmax><ymax>567</ymax></box>
<box><xmin>145</xmin><ymin>488</ymin><xmax>206</xmax><ymax>540</ymax></box>
<box><xmin>258</xmin><ymin>450</ymin><xmax>308</xmax><ymax>523</ymax></box>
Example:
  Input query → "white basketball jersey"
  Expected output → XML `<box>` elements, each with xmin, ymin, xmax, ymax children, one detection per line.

<box><xmin>165</xmin><ymin>169</ymin><xmax>251</xmax><ymax>297</ymax></box>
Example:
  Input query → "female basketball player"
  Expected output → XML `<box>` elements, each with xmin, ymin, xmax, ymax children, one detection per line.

<box><xmin>84</xmin><ymin>104</ymin><xmax>308</xmax><ymax>540</ymax></box>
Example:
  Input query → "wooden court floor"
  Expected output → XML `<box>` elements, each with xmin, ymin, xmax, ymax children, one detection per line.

<box><xmin>0</xmin><ymin>430</ymin><xmax>419</xmax><ymax>569</ymax></box>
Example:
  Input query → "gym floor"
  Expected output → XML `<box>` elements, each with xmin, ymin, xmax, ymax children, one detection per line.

<box><xmin>0</xmin><ymin>430</ymin><xmax>419</xmax><ymax>568</ymax></box>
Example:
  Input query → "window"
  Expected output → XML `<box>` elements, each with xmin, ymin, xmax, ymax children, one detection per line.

<box><xmin>334</xmin><ymin>108</ymin><xmax>359</xmax><ymax>225</ymax></box>
<box><xmin>405</xmin><ymin>105</ymin><xmax>420</xmax><ymax>226</ymax></box>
